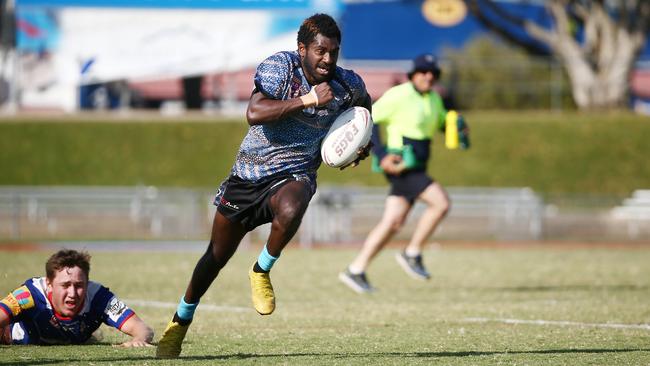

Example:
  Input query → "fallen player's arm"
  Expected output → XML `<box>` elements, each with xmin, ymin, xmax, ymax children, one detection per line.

<box><xmin>0</xmin><ymin>291</ymin><xmax>20</xmax><ymax>329</ymax></box>
<box><xmin>0</xmin><ymin>307</ymin><xmax>10</xmax><ymax>329</ymax></box>
<box><xmin>116</xmin><ymin>314</ymin><xmax>153</xmax><ymax>347</ymax></box>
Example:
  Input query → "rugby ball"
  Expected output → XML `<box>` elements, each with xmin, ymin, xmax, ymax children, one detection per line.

<box><xmin>321</xmin><ymin>106</ymin><xmax>373</xmax><ymax>168</ymax></box>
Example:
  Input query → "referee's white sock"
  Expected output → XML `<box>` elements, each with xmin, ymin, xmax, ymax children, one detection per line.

<box><xmin>347</xmin><ymin>265</ymin><xmax>365</xmax><ymax>275</ymax></box>
<box><xmin>404</xmin><ymin>248</ymin><xmax>421</xmax><ymax>257</ymax></box>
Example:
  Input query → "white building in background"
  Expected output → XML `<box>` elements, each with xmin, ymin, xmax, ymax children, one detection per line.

<box><xmin>12</xmin><ymin>0</ymin><xmax>341</xmax><ymax>112</ymax></box>
<box><xmin>10</xmin><ymin>0</ymin><xmax>650</xmax><ymax>113</ymax></box>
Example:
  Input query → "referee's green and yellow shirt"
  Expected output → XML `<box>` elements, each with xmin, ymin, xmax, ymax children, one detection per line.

<box><xmin>372</xmin><ymin>82</ymin><xmax>446</xmax><ymax>150</ymax></box>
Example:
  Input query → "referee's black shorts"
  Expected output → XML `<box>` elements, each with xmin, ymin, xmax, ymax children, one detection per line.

<box><xmin>385</xmin><ymin>169</ymin><xmax>433</xmax><ymax>204</ymax></box>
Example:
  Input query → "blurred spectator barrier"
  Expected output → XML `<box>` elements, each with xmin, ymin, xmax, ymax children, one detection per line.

<box><xmin>296</xmin><ymin>186</ymin><xmax>544</xmax><ymax>246</ymax></box>
<box><xmin>0</xmin><ymin>185</ymin><xmax>545</xmax><ymax>244</ymax></box>
<box><xmin>0</xmin><ymin>186</ymin><xmax>206</xmax><ymax>240</ymax></box>
<box><xmin>610</xmin><ymin>190</ymin><xmax>650</xmax><ymax>240</ymax></box>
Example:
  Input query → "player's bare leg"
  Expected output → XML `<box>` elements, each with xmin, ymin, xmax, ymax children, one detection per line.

<box><xmin>266</xmin><ymin>181</ymin><xmax>312</xmax><ymax>256</ymax></box>
<box><xmin>350</xmin><ymin>196</ymin><xmax>410</xmax><ymax>271</ymax></box>
<box><xmin>185</xmin><ymin>214</ymin><xmax>247</xmax><ymax>303</ymax></box>
<box><xmin>340</xmin><ymin>196</ymin><xmax>410</xmax><ymax>293</ymax></box>
<box><xmin>397</xmin><ymin>182</ymin><xmax>449</xmax><ymax>280</ymax></box>
<box><xmin>156</xmin><ymin>212</ymin><xmax>246</xmax><ymax>359</ymax></box>
<box><xmin>249</xmin><ymin>181</ymin><xmax>311</xmax><ymax>315</ymax></box>
<box><xmin>405</xmin><ymin>182</ymin><xmax>449</xmax><ymax>254</ymax></box>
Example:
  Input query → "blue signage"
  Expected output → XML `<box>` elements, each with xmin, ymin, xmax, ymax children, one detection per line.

<box><xmin>16</xmin><ymin>0</ymin><xmax>312</xmax><ymax>10</ymax></box>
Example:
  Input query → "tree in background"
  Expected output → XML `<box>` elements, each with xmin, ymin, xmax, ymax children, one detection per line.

<box><xmin>466</xmin><ymin>0</ymin><xmax>650</xmax><ymax>110</ymax></box>
<box><xmin>445</xmin><ymin>36</ymin><xmax>574</xmax><ymax>110</ymax></box>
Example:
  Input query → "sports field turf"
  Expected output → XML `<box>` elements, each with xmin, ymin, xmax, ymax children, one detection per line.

<box><xmin>1</xmin><ymin>244</ymin><xmax>649</xmax><ymax>365</ymax></box>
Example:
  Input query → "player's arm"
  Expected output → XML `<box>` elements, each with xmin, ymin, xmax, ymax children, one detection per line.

<box><xmin>0</xmin><ymin>286</ymin><xmax>34</xmax><ymax>329</ymax></box>
<box><xmin>0</xmin><ymin>290</ymin><xmax>23</xmax><ymax>345</ymax></box>
<box><xmin>100</xmin><ymin>291</ymin><xmax>152</xmax><ymax>348</ymax></box>
<box><xmin>246</xmin><ymin>82</ymin><xmax>334</xmax><ymax>125</ymax></box>
<box><xmin>436</xmin><ymin>93</ymin><xmax>448</xmax><ymax>133</ymax></box>
<box><xmin>115</xmin><ymin>314</ymin><xmax>153</xmax><ymax>348</ymax></box>
<box><xmin>0</xmin><ymin>306</ymin><xmax>10</xmax><ymax>328</ymax></box>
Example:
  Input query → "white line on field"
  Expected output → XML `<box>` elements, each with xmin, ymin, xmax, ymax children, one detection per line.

<box><xmin>462</xmin><ymin>317</ymin><xmax>650</xmax><ymax>330</ymax></box>
<box><xmin>125</xmin><ymin>299</ymin><xmax>249</xmax><ymax>313</ymax></box>
<box><xmin>124</xmin><ymin>300</ymin><xmax>650</xmax><ymax>330</ymax></box>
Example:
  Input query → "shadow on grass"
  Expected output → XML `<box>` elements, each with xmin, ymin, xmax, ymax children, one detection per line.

<box><xmin>2</xmin><ymin>347</ymin><xmax>648</xmax><ymax>365</ymax></box>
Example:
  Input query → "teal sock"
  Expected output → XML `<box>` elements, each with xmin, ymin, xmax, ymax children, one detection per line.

<box><xmin>257</xmin><ymin>244</ymin><xmax>279</xmax><ymax>272</ymax></box>
<box><xmin>176</xmin><ymin>296</ymin><xmax>199</xmax><ymax>321</ymax></box>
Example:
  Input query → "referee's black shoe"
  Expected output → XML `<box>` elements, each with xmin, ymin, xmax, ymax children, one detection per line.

<box><xmin>338</xmin><ymin>268</ymin><xmax>375</xmax><ymax>294</ymax></box>
<box><xmin>395</xmin><ymin>251</ymin><xmax>431</xmax><ymax>280</ymax></box>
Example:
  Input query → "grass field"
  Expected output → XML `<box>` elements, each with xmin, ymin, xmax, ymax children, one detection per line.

<box><xmin>1</xmin><ymin>244</ymin><xmax>649</xmax><ymax>365</ymax></box>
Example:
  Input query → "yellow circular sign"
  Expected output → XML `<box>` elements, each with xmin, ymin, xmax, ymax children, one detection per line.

<box><xmin>422</xmin><ymin>0</ymin><xmax>468</xmax><ymax>27</ymax></box>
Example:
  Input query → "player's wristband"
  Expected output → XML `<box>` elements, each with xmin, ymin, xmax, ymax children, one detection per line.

<box><xmin>300</xmin><ymin>88</ymin><xmax>318</xmax><ymax>108</ymax></box>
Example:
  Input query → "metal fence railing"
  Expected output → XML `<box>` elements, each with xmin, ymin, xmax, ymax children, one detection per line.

<box><xmin>294</xmin><ymin>186</ymin><xmax>545</xmax><ymax>245</ymax></box>
<box><xmin>4</xmin><ymin>185</ymin><xmax>649</xmax><ymax>244</ymax></box>
<box><xmin>0</xmin><ymin>186</ymin><xmax>208</xmax><ymax>241</ymax></box>
<box><xmin>0</xmin><ymin>185</ymin><xmax>546</xmax><ymax>244</ymax></box>
<box><xmin>610</xmin><ymin>190</ymin><xmax>650</xmax><ymax>240</ymax></box>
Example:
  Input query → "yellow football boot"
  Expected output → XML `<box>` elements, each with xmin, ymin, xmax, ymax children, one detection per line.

<box><xmin>156</xmin><ymin>318</ymin><xmax>190</xmax><ymax>359</ymax></box>
<box><xmin>248</xmin><ymin>265</ymin><xmax>275</xmax><ymax>315</ymax></box>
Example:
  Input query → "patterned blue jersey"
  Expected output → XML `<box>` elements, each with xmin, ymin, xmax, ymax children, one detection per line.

<box><xmin>230</xmin><ymin>51</ymin><xmax>369</xmax><ymax>190</ymax></box>
<box><xmin>0</xmin><ymin>277</ymin><xmax>134</xmax><ymax>345</ymax></box>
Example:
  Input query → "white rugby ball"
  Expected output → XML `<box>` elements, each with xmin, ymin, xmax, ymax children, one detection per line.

<box><xmin>321</xmin><ymin>106</ymin><xmax>373</xmax><ymax>168</ymax></box>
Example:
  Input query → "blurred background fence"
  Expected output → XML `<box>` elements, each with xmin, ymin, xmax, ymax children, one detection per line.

<box><xmin>2</xmin><ymin>185</ymin><xmax>648</xmax><ymax>244</ymax></box>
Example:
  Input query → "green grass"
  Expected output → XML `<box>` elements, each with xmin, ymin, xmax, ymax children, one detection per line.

<box><xmin>0</xmin><ymin>119</ymin><xmax>246</xmax><ymax>188</ymax></box>
<box><xmin>1</xmin><ymin>111</ymin><xmax>649</xmax><ymax>196</ymax></box>
<box><xmin>439</xmin><ymin>111</ymin><xmax>650</xmax><ymax>196</ymax></box>
<box><xmin>1</xmin><ymin>246</ymin><xmax>649</xmax><ymax>365</ymax></box>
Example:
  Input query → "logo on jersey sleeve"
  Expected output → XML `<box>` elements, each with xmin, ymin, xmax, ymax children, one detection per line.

<box><xmin>13</xmin><ymin>287</ymin><xmax>34</xmax><ymax>308</ymax></box>
<box><xmin>105</xmin><ymin>297</ymin><xmax>128</xmax><ymax>322</ymax></box>
<box><xmin>1</xmin><ymin>286</ymin><xmax>35</xmax><ymax>316</ymax></box>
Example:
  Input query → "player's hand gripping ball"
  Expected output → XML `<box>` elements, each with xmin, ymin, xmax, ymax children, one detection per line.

<box><xmin>321</xmin><ymin>106</ymin><xmax>373</xmax><ymax>168</ymax></box>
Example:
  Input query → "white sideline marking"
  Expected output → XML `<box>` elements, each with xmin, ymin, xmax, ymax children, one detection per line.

<box><xmin>462</xmin><ymin>317</ymin><xmax>650</xmax><ymax>331</ymax></box>
<box><xmin>124</xmin><ymin>300</ymin><xmax>650</xmax><ymax>330</ymax></box>
<box><xmin>125</xmin><ymin>299</ymin><xmax>249</xmax><ymax>313</ymax></box>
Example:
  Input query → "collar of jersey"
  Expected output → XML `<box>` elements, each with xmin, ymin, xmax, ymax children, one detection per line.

<box><xmin>409</xmin><ymin>82</ymin><xmax>431</xmax><ymax>96</ymax></box>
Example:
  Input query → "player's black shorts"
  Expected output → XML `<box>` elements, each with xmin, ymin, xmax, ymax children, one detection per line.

<box><xmin>386</xmin><ymin>170</ymin><xmax>434</xmax><ymax>203</ymax></box>
<box><xmin>214</xmin><ymin>174</ymin><xmax>301</xmax><ymax>232</ymax></box>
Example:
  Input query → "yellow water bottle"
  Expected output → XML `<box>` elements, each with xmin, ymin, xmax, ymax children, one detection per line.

<box><xmin>445</xmin><ymin>110</ymin><xmax>459</xmax><ymax>149</ymax></box>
